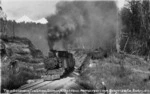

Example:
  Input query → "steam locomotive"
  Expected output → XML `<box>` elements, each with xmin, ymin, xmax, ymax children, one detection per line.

<box><xmin>43</xmin><ymin>49</ymin><xmax>75</xmax><ymax>80</ymax></box>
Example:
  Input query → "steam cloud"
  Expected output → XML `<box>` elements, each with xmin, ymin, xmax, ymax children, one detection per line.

<box><xmin>47</xmin><ymin>1</ymin><xmax>119</xmax><ymax>51</ymax></box>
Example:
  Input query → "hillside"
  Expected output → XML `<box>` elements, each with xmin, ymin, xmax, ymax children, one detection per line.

<box><xmin>1</xmin><ymin>36</ymin><xmax>45</xmax><ymax>91</ymax></box>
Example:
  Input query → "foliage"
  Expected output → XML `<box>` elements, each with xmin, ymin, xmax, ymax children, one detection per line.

<box><xmin>1</xmin><ymin>36</ymin><xmax>44</xmax><ymax>92</ymax></box>
<box><xmin>120</xmin><ymin>0</ymin><xmax>150</xmax><ymax>57</ymax></box>
<box><xmin>77</xmin><ymin>53</ymin><xmax>150</xmax><ymax>90</ymax></box>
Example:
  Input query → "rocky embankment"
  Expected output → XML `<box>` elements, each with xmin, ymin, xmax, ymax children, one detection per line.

<box><xmin>1</xmin><ymin>36</ymin><xmax>45</xmax><ymax>91</ymax></box>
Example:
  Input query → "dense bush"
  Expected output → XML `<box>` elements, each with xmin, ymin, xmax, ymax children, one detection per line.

<box><xmin>120</xmin><ymin>0</ymin><xmax>150</xmax><ymax>58</ymax></box>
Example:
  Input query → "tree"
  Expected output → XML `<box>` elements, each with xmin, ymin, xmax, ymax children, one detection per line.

<box><xmin>120</xmin><ymin>0</ymin><xmax>150</xmax><ymax>57</ymax></box>
<box><xmin>0</xmin><ymin>4</ymin><xmax>7</xmax><ymax>37</ymax></box>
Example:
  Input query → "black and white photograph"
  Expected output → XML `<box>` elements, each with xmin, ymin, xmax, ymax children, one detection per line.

<box><xmin>0</xmin><ymin>0</ymin><xmax>150</xmax><ymax>94</ymax></box>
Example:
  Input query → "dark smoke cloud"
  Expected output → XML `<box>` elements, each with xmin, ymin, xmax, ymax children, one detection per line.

<box><xmin>47</xmin><ymin>1</ymin><xmax>118</xmax><ymax>51</ymax></box>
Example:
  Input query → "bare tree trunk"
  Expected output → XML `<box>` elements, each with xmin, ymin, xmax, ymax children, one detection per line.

<box><xmin>13</xmin><ymin>22</ymin><xmax>15</xmax><ymax>38</ymax></box>
<box><xmin>0</xmin><ymin>4</ymin><xmax>7</xmax><ymax>37</ymax></box>
<box><xmin>123</xmin><ymin>37</ymin><xmax>129</xmax><ymax>52</ymax></box>
<box><xmin>116</xmin><ymin>28</ymin><xmax>121</xmax><ymax>53</ymax></box>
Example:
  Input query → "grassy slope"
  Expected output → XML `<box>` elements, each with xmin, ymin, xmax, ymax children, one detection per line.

<box><xmin>76</xmin><ymin>52</ymin><xmax>150</xmax><ymax>91</ymax></box>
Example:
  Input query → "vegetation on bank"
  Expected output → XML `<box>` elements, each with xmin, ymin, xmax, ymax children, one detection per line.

<box><xmin>1</xmin><ymin>36</ymin><xmax>44</xmax><ymax>92</ymax></box>
<box><xmin>120</xmin><ymin>0</ymin><xmax>150</xmax><ymax>58</ymax></box>
<box><xmin>75</xmin><ymin>52</ymin><xmax>150</xmax><ymax>93</ymax></box>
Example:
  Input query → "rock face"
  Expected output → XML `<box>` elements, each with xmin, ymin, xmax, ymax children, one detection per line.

<box><xmin>1</xmin><ymin>36</ymin><xmax>45</xmax><ymax>91</ymax></box>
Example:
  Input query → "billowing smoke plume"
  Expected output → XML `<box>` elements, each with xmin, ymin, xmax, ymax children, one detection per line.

<box><xmin>47</xmin><ymin>1</ymin><xmax>118</xmax><ymax>51</ymax></box>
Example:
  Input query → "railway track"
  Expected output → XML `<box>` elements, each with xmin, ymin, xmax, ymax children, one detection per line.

<box><xmin>9</xmin><ymin>50</ymin><xmax>85</xmax><ymax>94</ymax></box>
<box><xmin>9</xmin><ymin>67</ymin><xmax>80</xmax><ymax>94</ymax></box>
<box><xmin>11</xmin><ymin>77</ymin><xmax>76</xmax><ymax>94</ymax></box>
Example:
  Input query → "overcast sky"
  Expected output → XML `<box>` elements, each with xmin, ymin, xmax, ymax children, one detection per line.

<box><xmin>1</xmin><ymin>0</ymin><xmax>60</xmax><ymax>20</ymax></box>
<box><xmin>1</xmin><ymin>0</ymin><xmax>125</xmax><ymax>20</ymax></box>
